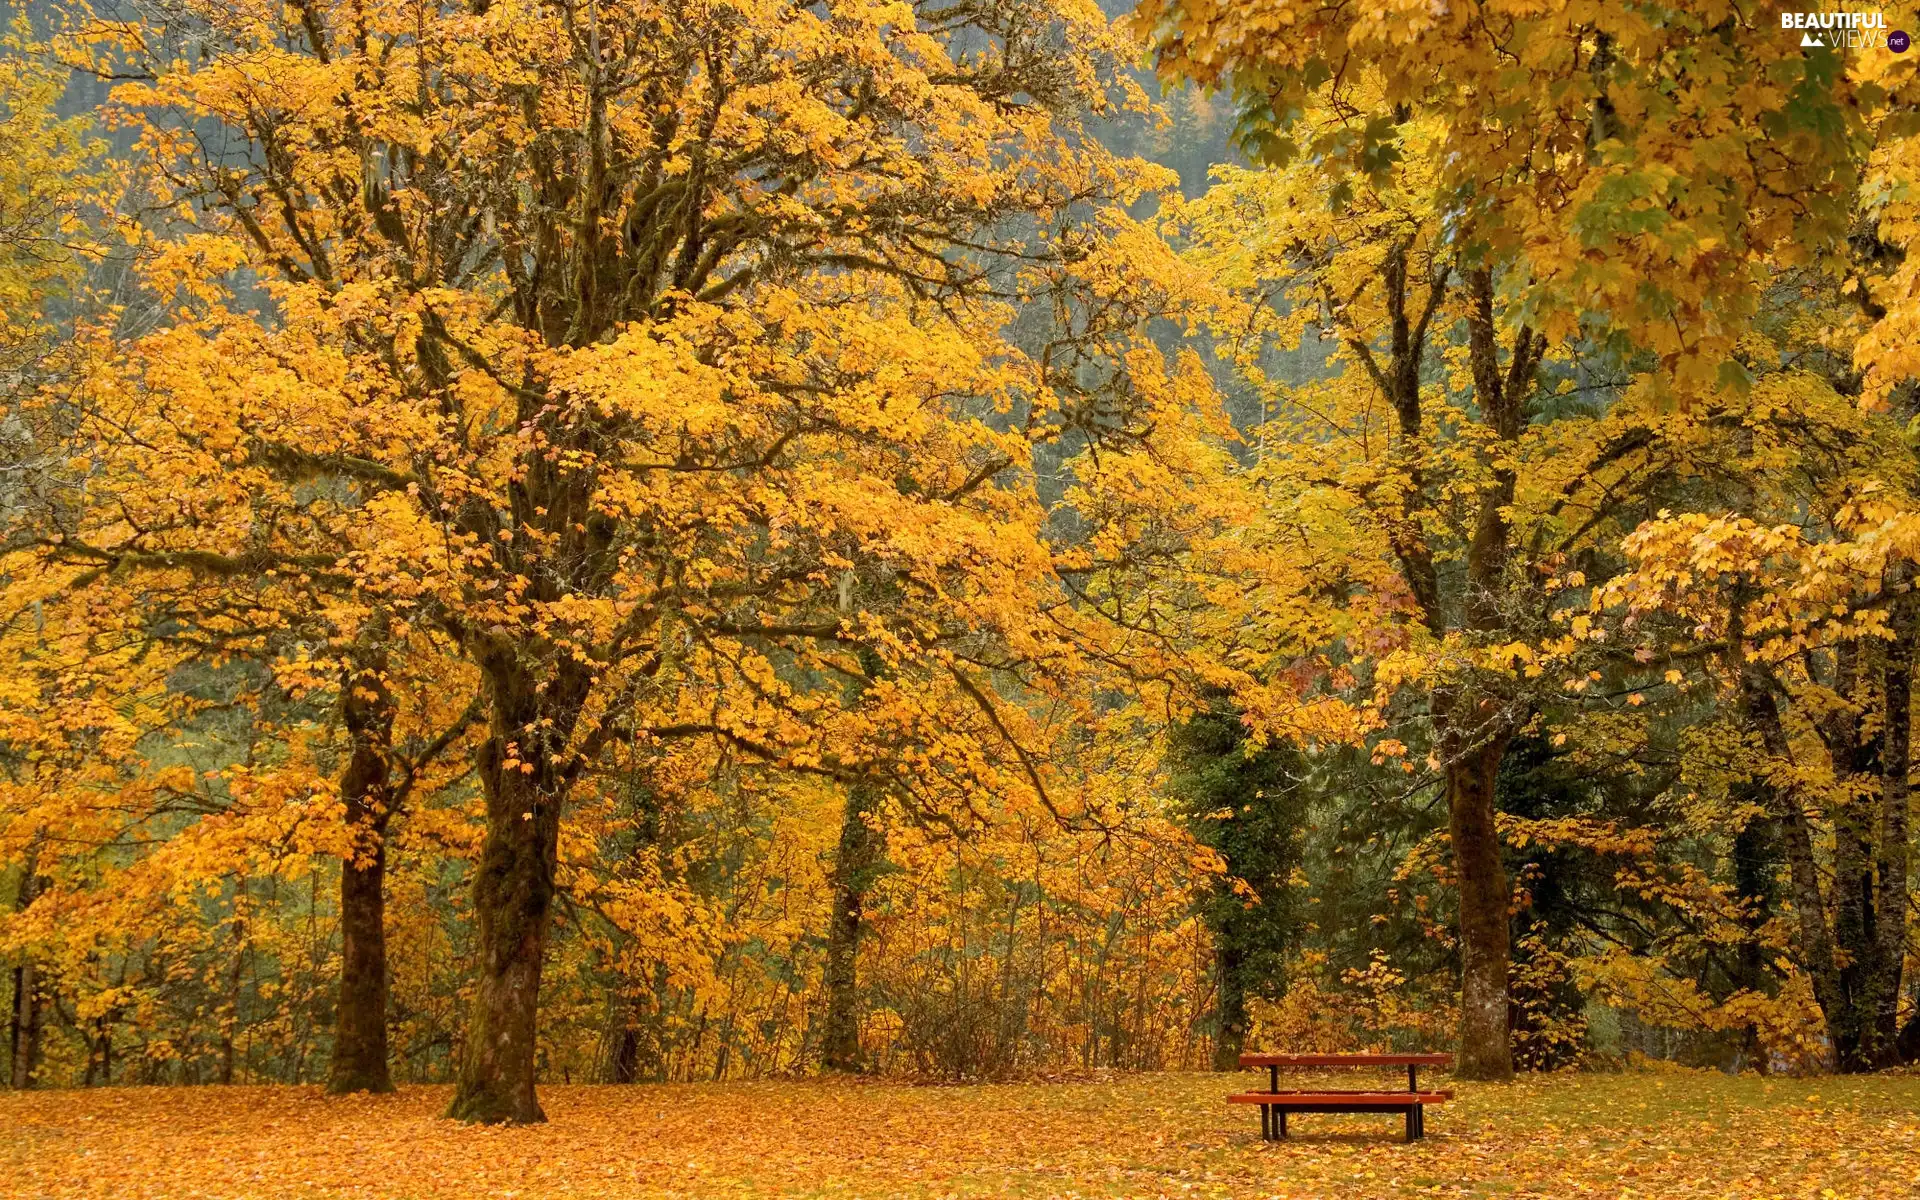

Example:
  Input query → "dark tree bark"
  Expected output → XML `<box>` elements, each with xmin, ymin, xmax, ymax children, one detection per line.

<box><xmin>1866</xmin><ymin>588</ymin><xmax>1916</xmax><ymax>1064</ymax></box>
<box><xmin>8</xmin><ymin>849</ymin><xmax>44</xmax><ymax>1090</ymax></box>
<box><xmin>599</xmin><ymin>963</ymin><xmax>669</xmax><ymax>1084</ymax></box>
<box><xmin>1825</xmin><ymin>639</ymin><xmax>1881</xmax><ymax>1070</ymax></box>
<box><xmin>446</xmin><ymin>659</ymin><xmax>588</xmax><ymax>1125</ymax></box>
<box><xmin>1730</xmin><ymin>810</ymin><xmax>1780</xmax><ymax>1070</ymax></box>
<box><xmin>607</xmin><ymin>1025</ymin><xmax>640</xmax><ymax>1084</ymax></box>
<box><xmin>1211</xmin><ymin>940</ymin><xmax>1249</xmax><ymax>1072</ymax></box>
<box><xmin>331</xmin><ymin>837</ymin><xmax>392</xmax><ymax>1092</ymax></box>
<box><xmin>1737</xmin><ymin>617</ymin><xmax>1844</xmax><ymax>1041</ymax></box>
<box><xmin>1444</xmin><ymin>730</ymin><xmax>1516</xmax><ymax>1081</ymax></box>
<box><xmin>82</xmin><ymin>1014</ymin><xmax>111</xmax><ymax>1086</ymax></box>
<box><xmin>821</xmin><ymin>780</ymin><xmax>885</xmax><ymax>1072</ymax></box>
<box><xmin>446</xmin><ymin>737</ymin><xmax>563</xmax><ymax>1122</ymax></box>
<box><xmin>219</xmin><ymin>913</ymin><xmax>246</xmax><ymax>1084</ymax></box>
<box><xmin>1733</xmin><ymin>589</ymin><xmax>1914</xmax><ymax>1072</ymax></box>
<box><xmin>328</xmin><ymin>642</ymin><xmax>399</xmax><ymax>1094</ymax></box>
<box><xmin>1431</xmin><ymin>269</ymin><xmax>1537</xmax><ymax>1082</ymax></box>
<box><xmin>6</xmin><ymin>960</ymin><xmax>39</xmax><ymax>1091</ymax></box>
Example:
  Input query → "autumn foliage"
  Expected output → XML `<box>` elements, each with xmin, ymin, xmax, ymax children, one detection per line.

<box><xmin>3</xmin><ymin>0</ymin><xmax>1920</xmax><ymax>1175</ymax></box>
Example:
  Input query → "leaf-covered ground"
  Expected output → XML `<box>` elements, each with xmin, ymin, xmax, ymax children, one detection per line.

<box><xmin>5</xmin><ymin>1070</ymin><xmax>1918</xmax><ymax>1199</ymax></box>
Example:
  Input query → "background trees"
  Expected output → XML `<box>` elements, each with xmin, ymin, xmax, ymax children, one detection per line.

<box><xmin>1166</xmin><ymin>702</ymin><xmax>1306</xmax><ymax>1070</ymax></box>
<box><xmin>1142</xmin><ymin>1</ymin><xmax>1920</xmax><ymax>1079</ymax></box>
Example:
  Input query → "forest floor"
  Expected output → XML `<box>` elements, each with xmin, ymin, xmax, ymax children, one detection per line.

<box><xmin>4</xmin><ymin>1069</ymin><xmax>1918</xmax><ymax>1199</ymax></box>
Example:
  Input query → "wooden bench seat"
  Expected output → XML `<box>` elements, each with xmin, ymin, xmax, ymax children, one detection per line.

<box><xmin>1229</xmin><ymin>1089</ymin><xmax>1451</xmax><ymax>1141</ymax></box>
<box><xmin>1227</xmin><ymin>1090</ymin><xmax>1454</xmax><ymax>1106</ymax></box>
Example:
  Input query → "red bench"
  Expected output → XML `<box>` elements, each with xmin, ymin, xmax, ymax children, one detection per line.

<box><xmin>1230</xmin><ymin>1053</ymin><xmax>1454</xmax><ymax>1142</ymax></box>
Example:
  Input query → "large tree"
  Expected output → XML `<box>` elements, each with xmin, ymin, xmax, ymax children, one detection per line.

<box><xmin>31</xmin><ymin>0</ymin><xmax>1239</xmax><ymax>1122</ymax></box>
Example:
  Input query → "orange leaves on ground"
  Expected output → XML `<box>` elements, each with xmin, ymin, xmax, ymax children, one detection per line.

<box><xmin>7</xmin><ymin>1072</ymin><xmax>1920</xmax><ymax>1199</ymax></box>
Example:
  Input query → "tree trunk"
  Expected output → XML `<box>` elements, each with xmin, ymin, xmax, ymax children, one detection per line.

<box><xmin>603</xmin><ymin>1000</ymin><xmax>641</xmax><ymax>1085</ymax></box>
<box><xmin>83</xmin><ymin>1015</ymin><xmax>111</xmax><ymax>1086</ymax></box>
<box><xmin>7</xmin><ymin>960</ymin><xmax>38</xmax><ymax>1090</ymax></box>
<box><xmin>821</xmin><ymin>780</ymin><xmax>884</xmax><ymax>1072</ymax></box>
<box><xmin>598</xmin><ymin>960</ymin><xmax>669</xmax><ymax>1084</ymax></box>
<box><xmin>1867</xmin><ymin>590</ymin><xmax>1916</xmax><ymax>1064</ymax></box>
<box><xmin>8</xmin><ymin>854</ymin><xmax>43</xmax><ymax>1090</ymax></box>
<box><xmin>1442</xmin><ymin>273</ymin><xmax>1533</xmax><ymax>1082</ymax></box>
<box><xmin>1446</xmin><ymin>732</ymin><xmax>1514</xmax><ymax>1081</ymax></box>
<box><xmin>330</xmin><ymin>838</ymin><xmax>393</xmax><ymax>1093</ymax></box>
<box><xmin>1211</xmin><ymin>940</ymin><xmax>1248</xmax><ymax>1072</ymax></box>
<box><xmin>329</xmin><ymin>645</ymin><xmax>398</xmax><ymax>1094</ymax></box>
<box><xmin>1743</xmin><ymin>597</ymin><xmax>1915</xmax><ymax>1072</ymax></box>
<box><xmin>1736</xmin><ymin>628</ymin><xmax>1856</xmax><ymax>1069</ymax></box>
<box><xmin>446</xmin><ymin>732</ymin><xmax>563</xmax><ymax>1123</ymax></box>
<box><xmin>1825</xmin><ymin>640</ymin><xmax>1881</xmax><ymax>1071</ymax></box>
<box><xmin>219</xmin><ymin>913</ymin><xmax>246</xmax><ymax>1084</ymax></box>
<box><xmin>1730</xmin><ymin>810</ymin><xmax>1779</xmax><ymax>1070</ymax></box>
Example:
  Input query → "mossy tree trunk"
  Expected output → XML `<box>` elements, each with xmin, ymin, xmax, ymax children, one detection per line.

<box><xmin>1444</xmin><ymin>732</ymin><xmax>1515</xmax><ymax>1081</ymax></box>
<box><xmin>446</xmin><ymin>731</ymin><xmax>566</xmax><ymax>1122</ymax></box>
<box><xmin>329</xmin><ymin>643</ymin><xmax>398</xmax><ymax>1095</ymax></box>
<box><xmin>821</xmin><ymin>780</ymin><xmax>885</xmax><ymax>1072</ymax></box>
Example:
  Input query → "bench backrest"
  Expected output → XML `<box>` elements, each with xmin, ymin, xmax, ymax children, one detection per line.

<box><xmin>1237</xmin><ymin>1053</ymin><xmax>1454</xmax><ymax>1068</ymax></box>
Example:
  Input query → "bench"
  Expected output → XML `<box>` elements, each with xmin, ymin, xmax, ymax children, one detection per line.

<box><xmin>1231</xmin><ymin>1053</ymin><xmax>1454</xmax><ymax>1142</ymax></box>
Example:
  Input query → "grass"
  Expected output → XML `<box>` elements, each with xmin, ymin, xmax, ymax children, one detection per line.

<box><xmin>5</xmin><ymin>1069</ymin><xmax>1919</xmax><ymax>1198</ymax></box>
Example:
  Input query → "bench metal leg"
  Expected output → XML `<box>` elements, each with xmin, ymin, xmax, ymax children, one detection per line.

<box><xmin>1260</xmin><ymin>1104</ymin><xmax>1270</xmax><ymax>1141</ymax></box>
<box><xmin>1406</xmin><ymin>1107</ymin><xmax>1416</xmax><ymax>1142</ymax></box>
<box><xmin>1276</xmin><ymin>1108</ymin><xmax>1287</xmax><ymax>1140</ymax></box>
